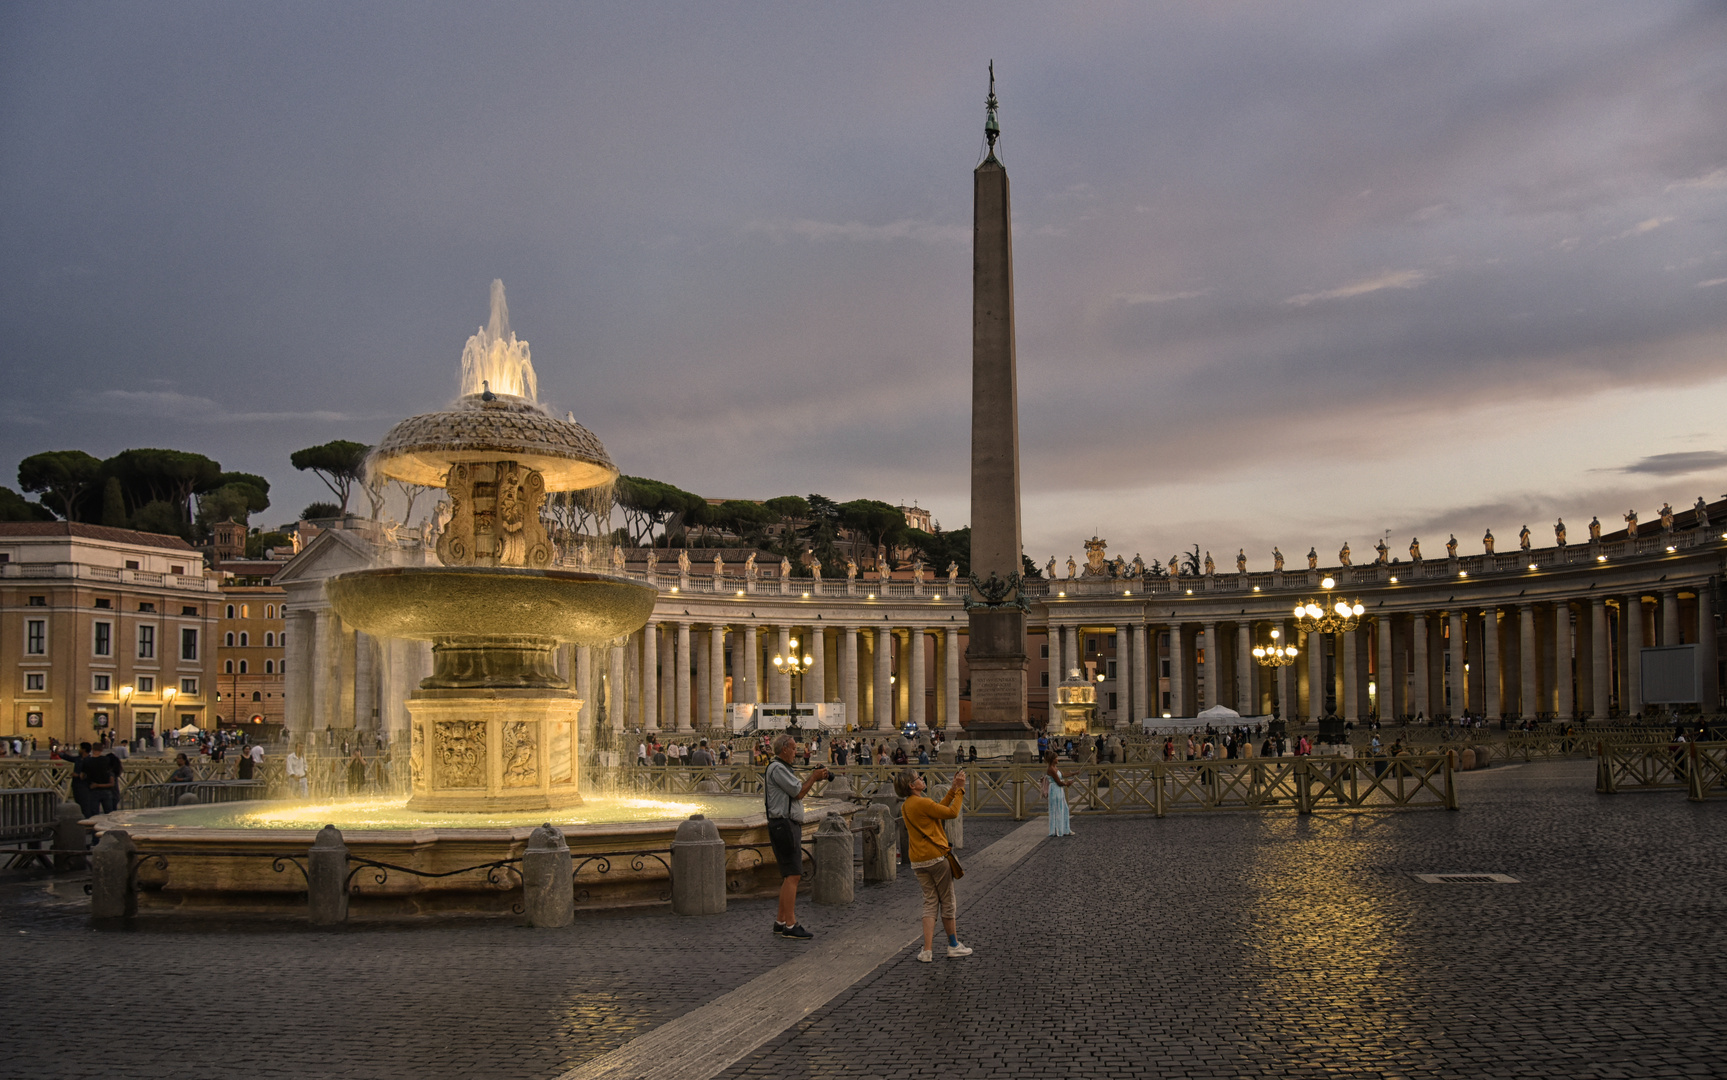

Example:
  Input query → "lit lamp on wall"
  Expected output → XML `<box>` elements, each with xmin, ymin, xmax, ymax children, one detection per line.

<box><xmin>162</xmin><ymin>686</ymin><xmax>177</xmax><ymax>738</ymax></box>
<box><xmin>771</xmin><ymin>636</ymin><xmax>814</xmax><ymax>736</ymax></box>
<box><xmin>117</xmin><ymin>684</ymin><xmax>134</xmax><ymax>736</ymax></box>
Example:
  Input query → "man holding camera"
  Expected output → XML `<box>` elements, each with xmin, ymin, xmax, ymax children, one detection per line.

<box><xmin>765</xmin><ymin>732</ymin><xmax>830</xmax><ymax>940</ymax></box>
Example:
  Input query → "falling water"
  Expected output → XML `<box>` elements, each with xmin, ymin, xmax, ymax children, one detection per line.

<box><xmin>459</xmin><ymin>279</ymin><xmax>538</xmax><ymax>402</ymax></box>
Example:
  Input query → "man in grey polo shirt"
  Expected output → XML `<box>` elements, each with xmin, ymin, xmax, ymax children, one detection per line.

<box><xmin>765</xmin><ymin>731</ymin><xmax>830</xmax><ymax>940</ymax></box>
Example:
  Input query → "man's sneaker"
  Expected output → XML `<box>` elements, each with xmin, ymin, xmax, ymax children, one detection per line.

<box><xmin>946</xmin><ymin>940</ymin><xmax>973</xmax><ymax>958</ymax></box>
<box><xmin>772</xmin><ymin>921</ymin><xmax>788</xmax><ymax>936</ymax></box>
<box><xmin>916</xmin><ymin>949</ymin><xmax>934</xmax><ymax>963</ymax></box>
<box><xmin>781</xmin><ymin>923</ymin><xmax>815</xmax><ymax>941</ymax></box>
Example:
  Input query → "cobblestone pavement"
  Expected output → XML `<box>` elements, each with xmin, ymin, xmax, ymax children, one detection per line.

<box><xmin>4</xmin><ymin>765</ymin><xmax>1725</xmax><ymax>1079</ymax></box>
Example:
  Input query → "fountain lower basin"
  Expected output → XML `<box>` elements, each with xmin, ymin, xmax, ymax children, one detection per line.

<box><xmin>97</xmin><ymin>796</ymin><xmax>857</xmax><ymax>918</ymax></box>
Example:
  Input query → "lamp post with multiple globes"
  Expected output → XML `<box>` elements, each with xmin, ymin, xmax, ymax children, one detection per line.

<box><xmin>1251</xmin><ymin>628</ymin><xmax>1297</xmax><ymax>740</ymax></box>
<box><xmin>771</xmin><ymin>636</ymin><xmax>815</xmax><ymax>739</ymax></box>
<box><xmin>1290</xmin><ymin>576</ymin><xmax>1364</xmax><ymax>743</ymax></box>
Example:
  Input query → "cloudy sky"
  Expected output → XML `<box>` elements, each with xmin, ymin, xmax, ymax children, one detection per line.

<box><xmin>3</xmin><ymin>1</ymin><xmax>1725</xmax><ymax>567</ymax></box>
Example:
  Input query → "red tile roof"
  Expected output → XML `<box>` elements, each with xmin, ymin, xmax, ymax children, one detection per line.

<box><xmin>0</xmin><ymin>521</ymin><xmax>197</xmax><ymax>551</ymax></box>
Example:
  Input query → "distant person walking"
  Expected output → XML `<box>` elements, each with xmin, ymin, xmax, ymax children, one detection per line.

<box><xmin>1044</xmin><ymin>750</ymin><xmax>1073</xmax><ymax>837</ymax></box>
<box><xmin>765</xmin><ymin>732</ymin><xmax>830</xmax><ymax>941</ymax></box>
<box><xmin>895</xmin><ymin>768</ymin><xmax>971</xmax><ymax>962</ymax></box>
<box><xmin>286</xmin><ymin>743</ymin><xmax>309</xmax><ymax>798</ymax></box>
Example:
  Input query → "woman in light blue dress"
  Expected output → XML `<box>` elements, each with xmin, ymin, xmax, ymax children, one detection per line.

<box><xmin>1044</xmin><ymin>750</ymin><xmax>1073</xmax><ymax>836</ymax></box>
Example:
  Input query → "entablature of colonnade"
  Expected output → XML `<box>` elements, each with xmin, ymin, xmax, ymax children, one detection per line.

<box><xmin>645</xmin><ymin>590</ymin><xmax>971</xmax><ymax>630</ymax></box>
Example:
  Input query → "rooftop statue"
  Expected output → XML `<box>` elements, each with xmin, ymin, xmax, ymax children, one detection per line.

<box><xmin>1483</xmin><ymin>529</ymin><xmax>1495</xmax><ymax>554</ymax></box>
<box><xmin>1519</xmin><ymin>525</ymin><xmax>1531</xmax><ymax>551</ymax></box>
<box><xmin>745</xmin><ymin>552</ymin><xmax>759</xmax><ymax>580</ymax></box>
<box><xmin>846</xmin><ymin>557</ymin><xmax>858</xmax><ymax>580</ymax></box>
<box><xmin>1083</xmin><ymin>535</ymin><xmax>1109</xmax><ymax>577</ymax></box>
<box><xmin>1660</xmin><ymin>502</ymin><xmax>1675</xmax><ymax>532</ymax></box>
<box><xmin>947</xmin><ymin>560</ymin><xmax>960</xmax><ymax>581</ymax></box>
<box><xmin>612</xmin><ymin>544</ymin><xmax>626</xmax><ymax>572</ymax></box>
<box><xmin>1045</xmin><ymin>556</ymin><xmax>1057</xmax><ymax>580</ymax></box>
<box><xmin>713</xmin><ymin>554</ymin><xmax>724</xmax><ymax>578</ymax></box>
<box><xmin>1376</xmin><ymin>537</ymin><xmax>1390</xmax><ymax>564</ymax></box>
<box><xmin>1273</xmin><ymin>547</ymin><xmax>1284</xmax><ymax>571</ymax></box>
<box><xmin>802</xmin><ymin>548</ymin><xmax>822</xmax><ymax>581</ymax></box>
<box><xmin>1696</xmin><ymin>497</ymin><xmax>1711</xmax><ymax>530</ymax></box>
<box><xmin>1409</xmin><ymin>537</ymin><xmax>1422</xmax><ymax>562</ymax></box>
<box><xmin>1338</xmin><ymin>542</ymin><xmax>1351</xmax><ymax>567</ymax></box>
<box><xmin>1306</xmin><ymin>547</ymin><xmax>1318</xmax><ymax>570</ymax></box>
<box><xmin>1203</xmin><ymin>551</ymin><xmax>1215</xmax><ymax>576</ymax></box>
<box><xmin>645</xmin><ymin>549</ymin><xmax>658</xmax><ymax>574</ymax></box>
<box><xmin>1236</xmin><ymin>549</ymin><xmax>1247</xmax><ymax>574</ymax></box>
<box><xmin>1067</xmin><ymin>556</ymin><xmax>1078</xmax><ymax>579</ymax></box>
<box><xmin>1445</xmin><ymin>534</ymin><xmax>1458</xmax><ymax>559</ymax></box>
<box><xmin>1555</xmin><ymin>518</ymin><xmax>1566</xmax><ymax>547</ymax></box>
<box><xmin>1589</xmin><ymin>515</ymin><xmax>1602</xmax><ymax>541</ymax></box>
<box><xmin>1168</xmin><ymin>555</ymin><xmax>1180</xmax><ymax>582</ymax></box>
<box><xmin>781</xmin><ymin>555</ymin><xmax>793</xmax><ymax>580</ymax></box>
<box><xmin>677</xmin><ymin>549</ymin><xmax>690</xmax><ymax>575</ymax></box>
<box><xmin>1624</xmin><ymin>510</ymin><xmax>1638</xmax><ymax>538</ymax></box>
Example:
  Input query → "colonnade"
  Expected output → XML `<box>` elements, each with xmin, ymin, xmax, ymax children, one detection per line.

<box><xmin>594</xmin><ymin>618</ymin><xmax>966</xmax><ymax>734</ymax></box>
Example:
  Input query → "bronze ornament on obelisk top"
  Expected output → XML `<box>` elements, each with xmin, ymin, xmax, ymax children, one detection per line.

<box><xmin>965</xmin><ymin>63</ymin><xmax>1034</xmax><ymax>738</ymax></box>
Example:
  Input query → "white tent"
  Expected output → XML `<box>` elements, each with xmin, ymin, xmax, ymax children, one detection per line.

<box><xmin>176</xmin><ymin>723</ymin><xmax>202</xmax><ymax>735</ymax></box>
<box><xmin>1195</xmin><ymin>705</ymin><xmax>1241</xmax><ymax>721</ymax></box>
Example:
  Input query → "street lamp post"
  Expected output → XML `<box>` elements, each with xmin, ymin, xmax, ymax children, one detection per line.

<box><xmin>117</xmin><ymin>684</ymin><xmax>134</xmax><ymax>744</ymax></box>
<box><xmin>771</xmin><ymin>635</ymin><xmax>815</xmax><ymax>741</ymax></box>
<box><xmin>1291</xmin><ymin>577</ymin><xmax>1363</xmax><ymax>745</ymax></box>
<box><xmin>1251</xmin><ymin>628</ymin><xmax>1298</xmax><ymax>741</ymax></box>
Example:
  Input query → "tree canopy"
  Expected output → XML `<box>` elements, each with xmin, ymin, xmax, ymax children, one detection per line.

<box><xmin>615</xmin><ymin>475</ymin><xmax>704</xmax><ymax>546</ymax></box>
<box><xmin>838</xmin><ymin>499</ymin><xmax>908</xmax><ymax>550</ymax></box>
<box><xmin>17</xmin><ymin>450</ymin><xmax>103</xmax><ymax>521</ymax></box>
<box><xmin>0</xmin><ymin>485</ymin><xmax>55</xmax><ymax>522</ymax></box>
<box><xmin>104</xmin><ymin>448</ymin><xmax>224</xmax><ymax>526</ymax></box>
<box><xmin>290</xmin><ymin>440</ymin><xmax>370</xmax><ymax>514</ymax></box>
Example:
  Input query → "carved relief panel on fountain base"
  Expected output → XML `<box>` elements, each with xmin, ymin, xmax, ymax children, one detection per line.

<box><xmin>404</xmin><ymin>687</ymin><xmax>583</xmax><ymax>811</ymax></box>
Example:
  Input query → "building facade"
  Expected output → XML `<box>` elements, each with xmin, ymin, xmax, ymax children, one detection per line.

<box><xmin>216</xmin><ymin>583</ymin><xmax>287</xmax><ymax>734</ymax></box>
<box><xmin>0</xmin><ymin>523</ymin><xmax>221</xmax><ymax>745</ymax></box>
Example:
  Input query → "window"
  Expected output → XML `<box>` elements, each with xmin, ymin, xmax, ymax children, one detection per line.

<box><xmin>252</xmin><ymin>691</ymin><xmax>262</xmax><ymax>702</ymax></box>
<box><xmin>170</xmin><ymin>565</ymin><xmax>184</xmax><ymax>575</ymax></box>
<box><xmin>1040</xmin><ymin>671</ymin><xmax>1050</xmax><ymax>687</ymax></box>
<box><xmin>265</xmin><ymin>604</ymin><xmax>275</xmax><ymax>619</ymax></box>
<box><xmin>124</xmin><ymin>560</ymin><xmax>139</xmax><ymax>570</ymax></box>
<box><xmin>225</xmin><ymin>632</ymin><xmax>235</xmax><ymax>647</ymax></box>
<box><xmin>25</xmin><ymin>672</ymin><xmax>45</xmax><ymax>692</ymax></box>
<box><xmin>139</xmin><ymin>601</ymin><xmax>155</xmax><ymax>612</ymax></box>
<box><xmin>28</xmin><ymin>595</ymin><xmax>46</xmax><ymax>607</ymax></box>
<box><xmin>95</xmin><ymin>598</ymin><xmax>112</xmax><ymax>609</ymax></box>
<box><xmin>181</xmin><ymin>605</ymin><xmax>196</xmax><ymax>615</ymax></box>
<box><xmin>1161</xmin><ymin>659</ymin><xmax>1171</xmax><ymax>677</ymax></box>
<box><xmin>1109</xmin><ymin>692</ymin><xmax>1118</xmax><ymax>711</ymax></box>
<box><xmin>181</xmin><ymin>627</ymin><xmax>198</xmax><ymax>661</ymax></box>
<box><xmin>1087</xmin><ymin>637</ymin><xmax>1097</xmax><ymax>653</ymax></box>
<box><xmin>93</xmin><ymin>673</ymin><xmax>111</xmax><ymax>693</ymax></box>
<box><xmin>264</xmin><ymin>632</ymin><xmax>274</xmax><ymax>647</ymax></box>
<box><xmin>180</xmin><ymin>677</ymin><xmax>198</xmax><ymax>696</ymax></box>
<box><xmin>94</xmin><ymin>621</ymin><xmax>112</xmax><ymax>656</ymax></box>
<box><xmin>240</xmin><ymin>604</ymin><xmax>248</xmax><ymax>618</ymax></box>
<box><xmin>238</xmin><ymin>660</ymin><xmax>248</xmax><ymax>674</ymax></box>
<box><xmin>137</xmin><ymin>676</ymin><xmax>155</xmax><ymax>693</ymax></box>
<box><xmin>26</xmin><ymin>619</ymin><xmax>46</xmax><ymax>655</ymax></box>
<box><xmin>1162</xmin><ymin>691</ymin><xmax>1171</xmax><ymax>710</ymax></box>
<box><xmin>225</xmin><ymin>660</ymin><xmax>233</xmax><ymax>674</ymax></box>
<box><xmin>1107</xmin><ymin>634</ymin><xmax>1117</xmax><ymax>649</ymax></box>
<box><xmin>239</xmin><ymin>632</ymin><xmax>248</xmax><ymax>647</ymax></box>
<box><xmin>1039</xmin><ymin>643</ymin><xmax>1049</xmax><ymax>658</ymax></box>
<box><xmin>226</xmin><ymin>604</ymin><xmax>235</xmax><ymax>619</ymax></box>
<box><xmin>138</xmin><ymin>625</ymin><xmax>155</xmax><ymax>658</ymax></box>
<box><xmin>280</xmin><ymin>632</ymin><xmax>286</xmax><ymax>648</ymax></box>
<box><xmin>265</xmin><ymin>659</ymin><xmax>275</xmax><ymax>674</ymax></box>
<box><xmin>1106</xmin><ymin>660</ymin><xmax>1117</xmax><ymax>679</ymax></box>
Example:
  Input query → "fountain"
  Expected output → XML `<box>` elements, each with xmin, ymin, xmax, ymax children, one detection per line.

<box><xmin>93</xmin><ymin>284</ymin><xmax>850</xmax><ymax>917</ymax></box>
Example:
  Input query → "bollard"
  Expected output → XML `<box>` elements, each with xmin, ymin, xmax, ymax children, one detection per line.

<box><xmin>54</xmin><ymin>801</ymin><xmax>88</xmax><ymax>872</ymax></box>
<box><xmin>1474</xmin><ymin>744</ymin><xmax>1491</xmax><ymax>769</ymax></box>
<box><xmin>89</xmin><ymin>830</ymin><xmax>137</xmax><ymax>919</ymax></box>
<box><xmin>670</xmin><ymin>814</ymin><xmax>726</xmax><ymax>915</ymax></box>
<box><xmin>522</xmin><ymin>823</ymin><xmax>575</xmax><ymax>927</ymax></box>
<box><xmin>694</xmin><ymin>778</ymin><xmax>722</xmax><ymax>794</ymax></box>
<box><xmin>1460</xmin><ymin>748</ymin><xmax>1476</xmax><ymax>770</ymax></box>
<box><xmin>858</xmin><ymin>804</ymin><xmax>896</xmax><ymax>883</ymax></box>
<box><xmin>307</xmin><ymin>824</ymin><xmax>349</xmax><ymax>926</ymax></box>
<box><xmin>932</xmin><ymin>784</ymin><xmax>964</xmax><ymax>849</ymax></box>
<box><xmin>822</xmin><ymin>773</ymin><xmax>855</xmax><ymax>801</ymax></box>
<box><xmin>176</xmin><ymin>792</ymin><xmax>199</xmax><ymax>805</ymax></box>
<box><xmin>812</xmin><ymin>812</ymin><xmax>854</xmax><ymax>906</ymax></box>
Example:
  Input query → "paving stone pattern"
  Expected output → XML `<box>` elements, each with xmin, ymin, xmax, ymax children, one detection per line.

<box><xmin>720</xmin><ymin>761</ymin><xmax>1727</xmax><ymax>1080</ymax></box>
<box><xmin>5</xmin><ymin>768</ymin><xmax>1726</xmax><ymax>1079</ymax></box>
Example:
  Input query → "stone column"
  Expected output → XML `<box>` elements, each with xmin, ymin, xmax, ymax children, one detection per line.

<box><xmin>353</xmin><ymin>630</ymin><xmax>377</xmax><ymax>731</ymax></box>
<box><xmin>309</xmin><ymin>609</ymin><xmax>333</xmax><ymax>731</ymax></box>
<box><xmin>859</xmin><ymin>627</ymin><xmax>876</xmax><ymax>729</ymax></box>
<box><xmin>710</xmin><ymin>625</ymin><xmax>727</xmax><ymax>728</ymax></box>
<box><xmin>1133</xmin><ymin>622</ymin><xmax>1150</xmax><ymax>722</ymax></box>
<box><xmin>1235</xmin><ymin>622</ymin><xmax>1252</xmax><ymax>715</ymax></box>
<box><xmin>873</xmin><ymin>627</ymin><xmax>893</xmax><ymax>730</ymax></box>
<box><xmin>658</xmin><ymin>625</ymin><xmax>675</xmax><ymax>729</ymax></box>
<box><xmin>1048</xmin><ymin>623</ymin><xmax>1064</xmax><ymax>691</ymax></box>
<box><xmin>1555</xmin><ymin>601</ymin><xmax>1575</xmax><ymax>722</ymax></box>
<box><xmin>675</xmin><ymin>621</ymin><xmax>692</xmax><ymax>732</ymax></box>
<box><xmin>1342</xmin><ymin>627</ymin><xmax>1360</xmax><ymax>723</ymax></box>
<box><xmin>1277</xmin><ymin>621</ymin><xmax>1295</xmax><ymax>722</ymax></box>
<box><xmin>1591</xmin><ymin>599</ymin><xmax>1611</xmax><ymax>720</ymax></box>
<box><xmin>1168</xmin><ymin>624</ymin><xmax>1185</xmax><ymax>718</ymax></box>
<box><xmin>1624</xmin><ymin>596</ymin><xmax>1643</xmax><ymax>716</ymax></box>
<box><xmin>284</xmin><ymin>609</ymin><xmax>315</xmax><ymax>734</ymax></box>
<box><xmin>1114</xmin><ymin>623</ymin><xmax>1131</xmax><ymax>721</ymax></box>
<box><xmin>1661</xmin><ymin>587</ymin><xmax>1681</xmax><ymax>645</ymax></box>
<box><xmin>607</xmin><ymin>640</ymin><xmax>625</xmax><ymax>732</ymax></box>
<box><xmin>841</xmin><ymin>625</ymin><xmax>858</xmax><ymax>729</ymax></box>
<box><xmin>909</xmin><ymin>628</ymin><xmax>927</xmax><ymax>729</ymax></box>
<box><xmin>1483</xmin><ymin>609</ymin><xmax>1501</xmax><ymax>721</ymax></box>
<box><xmin>807</xmin><ymin>626</ymin><xmax>826</xmax><ymax>710</ymax></box>
<box><xmin>640</xmin><ymin>623</ymin><xmax>658</xmax><ymax>731</ymax></box>
<box><xmin>575</xmin><ymin>644</ymin><xmax>594</xmax><ymax>747</ymax></box>
<box><xmin>741</xmin><ymin>625</ymin><xmax>759</xmax><ymax>706</ymax></box>
<box><xmin>896</xmin><ymin>629</ymin><xmax>911</xmax><ymax>724</ymax></box>
<box><xmin>1377</xmin><ymin>616</ymin><xmax>1394</xmax><ymax>721</ymax></box>
<box><xmin>1698</xmin><ymin>585</ymin><xmax>1719</xmax><ymax>710</ymax></box>
<box><xmin>1306</xmin><ymin>630</ymin><xmax>1325</xmax><ymax>722</ymax></box>
<box><xmin>944</xmin><ymin>626</ymin><xmax>961</xmax><ymax>731</ymax></box>
<box><xmin>1519</xmin><ymin>604</ymin><xmax>1538</xmax><ymax>718</ymax></box>
<box><xmin>335</xmin><ymin>617</ymin><xmax>357</xmax><ymax>734</ymax></box>
<box><xmin>1200</xmin><ymin>621</ymin><xmax>1218</xmax><ymax>710</ymax></box>
<box><xmin>694</xmin><ymin>627</ymin><xmax>710</xmax><ymax>731</ymax></box>
<box><xmin>1448</xmin><ymin>611</ymin><xmax>1465</xmax><ymax>717</ymax></box>
<box><xmin>775</xmin><ymin>626</ymin><xmax>792</xmax><ymax>703</ymax></box>
<box><xmin>1412</xmin><ymin>614</ymin><xmax>1429</xmax><ymax>720</ymax></box>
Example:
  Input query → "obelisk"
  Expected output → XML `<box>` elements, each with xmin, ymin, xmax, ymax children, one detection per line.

<box><xmin>966</xmin><ymin>64</ymin><xmax>1034</xmax><ymax>738</ymax></box>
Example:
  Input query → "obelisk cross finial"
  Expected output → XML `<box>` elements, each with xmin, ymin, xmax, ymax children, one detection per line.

<box><xmin>984</xmin><ymin>60</ymin><xmax>1000</xmax><ymax>159</ymax></box>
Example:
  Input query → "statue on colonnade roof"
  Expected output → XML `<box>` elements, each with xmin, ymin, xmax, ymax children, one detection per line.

<box><xmin>1555</xmin><ymin>519</ymin><xmax>1566</xmax><ymax>547</ymax></box>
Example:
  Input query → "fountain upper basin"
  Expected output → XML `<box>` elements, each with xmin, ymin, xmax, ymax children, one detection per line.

<box><xmin>325</xmin><ymin>565</ymin><xmax>656</xmax><ymax>646</ymax></box>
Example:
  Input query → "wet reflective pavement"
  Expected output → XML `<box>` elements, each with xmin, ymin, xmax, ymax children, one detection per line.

<box><xmin>3</xmin><ymin>761</ymin><xmax>1723</xmax><ymax>1080</ymax></box>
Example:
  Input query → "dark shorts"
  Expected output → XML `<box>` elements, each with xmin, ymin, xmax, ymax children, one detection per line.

<box><xmin>767</xmin><ymin>817</ymin><xmax>802</xmax><ymax>878</ymax></box>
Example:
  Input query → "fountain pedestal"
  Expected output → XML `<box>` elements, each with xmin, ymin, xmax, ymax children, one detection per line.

<box><xmin>408</xmin><ymin>688</ymin><xmax>583</xmax><ymax>812</ymax></box>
